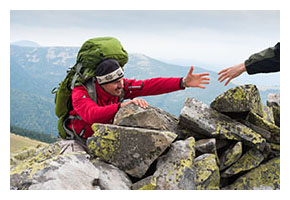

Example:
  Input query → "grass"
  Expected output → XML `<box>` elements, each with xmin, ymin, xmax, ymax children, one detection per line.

<box><xmin>10</xmin><ymin>133</ymin><xmax>48</xmax><ymax>153</ymax></box>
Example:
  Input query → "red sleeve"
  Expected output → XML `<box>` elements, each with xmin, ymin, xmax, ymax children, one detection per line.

<box><xmin>123</xmin><ymin>77</ymin><xmax>184</xmax><ymax>99</ymax></box>
<box><xmin>71</xmin><ymin>86</ymin><xmax>120</xmax><ymax>124</ymax></box>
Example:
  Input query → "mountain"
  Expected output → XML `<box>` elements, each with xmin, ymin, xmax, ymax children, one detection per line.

<box><xmin>11</xmin><ymin>40</ymin><xmax>41</xmax><ymax>47</ymax></box>
<box><xmin>10</xmin><ymin>45</ymin><xmax>280</xmax><ymax>137</ymax></box>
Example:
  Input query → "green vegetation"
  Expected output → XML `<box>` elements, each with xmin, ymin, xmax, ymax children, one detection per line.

<box><xmin>10</xmin><ymin>133</ymin><xmax>48</xmax><ymax>153</ymax></box>
<box><xmin>10</xmin><ymin>125</ymin><xmax>58</xmax><ymax>144</ymax></box>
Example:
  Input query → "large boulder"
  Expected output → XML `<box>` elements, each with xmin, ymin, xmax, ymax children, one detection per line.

<box><xmin>195</xmin><ymin>153</ymin><xmax>220</xmax><ymax>190</ymax></box>
<box><xmin>267</xmin><ymin>93</ymin><xmax>280</xmax><ymax>127</ymax></box>
<box><xmin>113</xmin><ymin>104</ymin><xmax>178</xmax><ymax>132</ymax></box>
<box><xmin>10</xmin><ymin>152</ymin><xmax>100</xmax><ymax>190</ymax></box>
<box><xmin>210</xmin><ymin>84</ymin><xmax>263</xmax><ymax>117</ymax></box>
<box><xmin>223</xmin><ymin>157</ymin><xmax>280</xmax><ymax>190</ymax></box>
<box><xmin>87</xmin><ymin>123</ymin><xmax>177</xmax><ymax>178</ymax></box>
<box><xmin>179</xmin><ymin>98</ymin><xmax>266</xmax><ymax>150</ymax></box>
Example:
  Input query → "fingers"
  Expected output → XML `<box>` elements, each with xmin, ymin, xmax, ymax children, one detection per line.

<box><xmin>224</xmin><ymin>78</ymin><xmax>232</xmax><ymax>86</ymax></box>
<box><xmin>188</xmin><ymin>66</ymin><xmax>194</xmax><ymax>75</ymax></box>
<box><xmin>132</xmin><ymin>98</ymin><xmax>148</xmax><ymax>109</ymax></box>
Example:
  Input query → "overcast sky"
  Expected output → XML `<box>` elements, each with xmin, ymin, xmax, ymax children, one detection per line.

<box><xmin>10</xmin><ymin>10</ymin><xmax>280</xmax><ymax>85</ymax></box>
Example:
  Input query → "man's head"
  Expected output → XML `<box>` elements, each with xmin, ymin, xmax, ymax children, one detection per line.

<box><xmin>95</xmin><ymin>59</ymin><xmax>124</xmax><ymax>96</ymax></box>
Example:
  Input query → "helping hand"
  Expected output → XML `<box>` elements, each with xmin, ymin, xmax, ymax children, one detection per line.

<box><xmin>218</xmin><ymin>63</ymin><xmax>246</xmax><ymax>86</ymax></box>
<box><xmin>184</xmin><ymin>66</ymin><xmax>210</xmax><ymax>89</ymax></box>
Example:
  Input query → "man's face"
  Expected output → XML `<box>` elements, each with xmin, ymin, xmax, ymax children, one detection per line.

<box><xmin>102</xmin><ymin>78</ymin><xmax>124</xmax><ymax>96</ymax></box>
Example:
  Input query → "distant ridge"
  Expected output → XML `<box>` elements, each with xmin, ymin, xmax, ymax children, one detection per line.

<box><xmin>11</xmin><ymin>40</ymin><xmax>41</xmax><ymax>47</ymax></box>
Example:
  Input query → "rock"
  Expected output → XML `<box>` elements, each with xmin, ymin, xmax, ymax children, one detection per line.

<box><xmin>266</xmin><ymin>93</ymin><xmax>280</xmax><ymax>127</ymax></box>
<box><xmin>195</xmin><ymin>154</ymin><xmax>220</xmax><ymax>190</ymax></box>
<box><xmin>179</xmin><ymin>98</ymin><xmax>266</xmax><ymax>150</ymax></box>
<box><xmin>195</xmin><ymin>138</ymin><xmax>219</xmax><ymax>165</ymax></box>
<box><xmin>262</xmin><ymin>104</ymin><xmax>275</xmax><ymax>124</ymax></box>
<box><xmin>223</xmin><ymin>157</ymin><xmax>280</xmax><ymax>190</ymax></box>
<box><xmin>87</xmin><ymin>123</ymin><xmax>177</xmax><ymax>178</ymax></box>
<box><xmin>219</xmin><ymin>142</ymin><xmax>243</xmax><ymax>171</ymax></box>
<box><xmin>11</xmin><ymin>152</ymin><xmax>100</xmax><ymax>190</ymax></box>
<box><xmin>221</xmin><ymin>148</ymin><xmax>264</xmax><ymax>178</ymax></box>
<box><xmin>131</xmin><ymin>176</ymin><xmax>157</xmax><ymax>190</ymax></box>
<box><xmin>267</xmin><ymin>93</ymin><xmax>280</xmax><ymax>107</ymax></box>
<box><xmin>114</xmin><ymin>104</ymin><xmax>178</xmax><ymax>132</ymax></box>
<box><xmin>153</xmin><ymin>137</ymin><xmax>196</xmax><ymax>190</ymax></box>
<box><xmin>210</xmin><ymin>84</ymin><xmax>263</xmax><ymax>117</ymax></box>
<box><xmin>91</xmin><ymin>159</ymin><xmax>132</xmax><ymax>190</ymax></box>
<box><xmin>246</xmin><ymin>111</ymin><xmax>280</xmax><ymax>144</ymax></box>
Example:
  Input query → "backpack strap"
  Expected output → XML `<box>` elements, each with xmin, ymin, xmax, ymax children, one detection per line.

<box><xmin>71</xmin><ymin>63</ymin><xmax>83</xmax><ymax>90</ymax></box>
<box><xmin>85</xmin><ymin>77</ymin><xmax>98</xmax><ymax>103</ymax></box>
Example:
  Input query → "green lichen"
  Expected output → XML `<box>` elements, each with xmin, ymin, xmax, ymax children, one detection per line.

<box><xmin>247</xmin><ymin>111</ymin><xmax>280</xmax><ymax>143</ymax></box>
<box><xmin>10</xmin><ymin>143</ymin><xmax>61</xmax><ymax>178</ymax></box>
<box><xmin>138</xmin><ymin>177</ymin><xmax>157</xmax><ymax>190</ymax></box>
<box><xmin>195</xmin><ymin>154</ymin><xmax>220</xmax><ymax>190</ymax></box>
<box><xmin>224</xmin><ymin>157</ymin><xmax>280</xmax><ymax>190</ymax></box>
<box><xmin>173</xmin><ymin>138</ymin><xmax>195</xmax><ymax>183</ymax></box>
<box><xmin>89</xmin><ymin>124</ymin><xmax>120</xmax><ymax>161</ymax></box>
<box><xmin>221</xmin><ymin>148</ymin><xmax>264</xmax><ymax>178</ymax></box>
<box><xmin>220</xmin><ymin>142</ymin><xmax>242</xmax><ymax>170</ymax></box>
<box><xmin>216</xmin><ymin>121</ymin><xmax>266</xmax><ymax>150</ymax></box>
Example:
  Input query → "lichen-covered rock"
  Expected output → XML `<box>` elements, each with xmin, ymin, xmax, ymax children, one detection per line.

<box><xmin>221</xmin><ymin>148</ymin><xmax>264</xmax><ymax>178</ymax></box>
<box><xmin>247</xmin><ymin>111</ymin><xmax>280</xmax><ymax>144</ymax></box>
<box><xmin>267</xmin><ymin>93</ymin><xmax>280</xmax><ymax>107</ymax></box>
<box><xmin>195</xmin><ymin>138</ymin><xmax>219</xmax><ymax>165</ymax></box>
<box><xmin>262</xmin><ymin>104</ymin><xmax>275</xmax><ymax>124</ymax></box>
<box><xmin>131</xmin><ymin>176</ymin><xmax>157</xmax><ymax>190</ymax></box>
<box><xmin>87</xmin><ymin>123</ymin><xmax>177</xmax><ymax>178</ymax></box>
<box><xmin>210</xmin><ymin>84</ymin><xmax>263</xmax><ymax>117</ymax></box>
<box><xmin>91</xmin><ymin>159</ymin><xmax>132</xmax><ymax>190</ymax></box>
<box><xmin>153</xmin><ymin>137</ymin><xmax>196</xmax><ymax>190</ymax></box>
<box><xmin>266</xmin><ymin>93</ymin><xmax>280</xmax><ymax>127</ymax></box>
<box><xmin>179</xmin><ymin>98</ymin><xmax>266</xmax><ymax>150</ymax></box>
<box><xmin>219</xmin><ymin>142</ymin><xmax>242</xmax><ymax>171</ymax></box>
<box><xmin>10</xmin><ymin>142</ymin><xmax>62</xmax><ymax>179</ymax></box>
<box><xmin>223</xmin><ymin>157</ymin><xmax>280</xmax><ymax>190</ymax></box>
<box><xmin>114</xmin><ymin>104</ymin><xmax>178</xmax><ymax>132</ymax></box>
<box><xmin>195</xmin><ymin>154</ymin><xmax>220</xmax><ymax>190</ymax></box>
<box><xmin>10</xmin><ymin>152</ymin><xmax>100</xmax><ymax>190</ymax></box>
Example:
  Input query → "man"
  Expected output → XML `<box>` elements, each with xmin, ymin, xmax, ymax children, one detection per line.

<box><xmin>68</xmin><ymin>59</ymin><xmax>210</xmax><ymax>138</ymax></box>
<box><xmin>218</xmin><ymin>42</ymin><xmax>280</xmax><ymax>86</ymax></box>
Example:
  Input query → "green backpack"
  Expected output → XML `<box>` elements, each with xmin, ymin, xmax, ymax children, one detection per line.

<box><xmin>52</xmin><ymin>37</ymin><xmax>128</xmax><ymax>139</ymax></box>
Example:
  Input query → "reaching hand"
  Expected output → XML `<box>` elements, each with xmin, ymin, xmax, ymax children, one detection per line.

<box><xmin>120</xmin><ymin>98</ymin><xmax>149</xmax><ymax>109</ymax></box>
<box><xmin>184</xmin><ymin>66</ymin><xmax>210</xmax><ymax>89</ymax></box>
<box><xmin>218</xmin><ymin>63</ymin><xmax>246</xmax><ymax>86</ymax></box>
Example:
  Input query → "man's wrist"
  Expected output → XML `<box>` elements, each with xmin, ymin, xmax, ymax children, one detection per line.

<box><xmin>182</xmin><ymin>77</ymin><xmax>187</xmax><ymax>88</ymax></box>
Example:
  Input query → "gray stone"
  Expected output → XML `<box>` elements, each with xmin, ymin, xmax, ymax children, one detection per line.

<box><xmin>114</xmin><ymin>104</ymin><xmax>178</xmax><ymax>132</ymax></box>
<box><xmin>219</xmin><ymin>142</ymin><xmax>243</xmax><ymax>171</ymax></box>
<box><xmin>10</xmin><ymin>152</ymin><xmax>100</xmax><ymax>190</ymax></box>
<box><xmin>223</xmin><ymin>157</ymin><xmax>280</xmax><ymax>190</ymax></box>
<box><xmin>195</xmin><ymin>138</ymin><xmax>219</xmax><ymax>165</ymax></box>
<box><xmin>91</xmin><ymin>159</ymin><xmax>132</xmax><ymax>190</ymax></box>
<box><xmin>154</xmin><ymin>137</ymin><xmax>196</xmax><ymax>190</ymax></box>
<box><xmin>221</xmin><ymin>148</ymin><xmax>264</xmax><ymax>178</ymax></box>
<box><xmin>267</xmin><ymin>93</ymin><xmax>280</xmax><ymax>107</ymax></box>
<box><xmin>195</xmin><ymin>154</ymin><xmax>220</xmax><ymax>190</ymax></box>
<box><xmin>87</xmin><ymin>123</ymin><xmax>177</xmax><ymax>178</ymax></box>
<box><xmin>179</xmin><ymin>98</ymin><xmax>266</xmax><ymax>150</ymax></box>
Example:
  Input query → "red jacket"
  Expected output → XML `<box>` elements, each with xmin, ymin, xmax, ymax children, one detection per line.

<box><xmin>68</xmin><ymin>77</ymin><xmax>184</xmax><ymax>138</ymax></box>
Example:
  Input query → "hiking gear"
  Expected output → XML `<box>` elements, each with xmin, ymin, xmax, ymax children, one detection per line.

<box><xmin>69</xmin><ymin>77</ymin><xmax>184</xmax><ymax>138</ymax></box>
<box><xmin>245</xmin><ymin>42</ymin><xmax>280</xmax><ymax>75</ymax></box>
<box><xmin>96</xmin><ymin>59</ymin><xmax>124</xmax><ymax>85</ymax></box>
<box><xmin>52</xmin><ymin>37</ymin><xmax>128</xmax><ymax>139</ymax></box>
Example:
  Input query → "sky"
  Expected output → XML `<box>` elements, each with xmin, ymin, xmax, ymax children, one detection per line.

<box><xmin>10</xmin><ymin>10</ymin><xmax>280</xmax><ymax>86</ymax></box>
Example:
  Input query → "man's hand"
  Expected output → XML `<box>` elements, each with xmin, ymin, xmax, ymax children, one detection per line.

<box><xmin>184</xmin><ymin>66</ymin><xmax>210</xmax><ymax>89</ymax></box>
<box><xmin>120</xmin><ymin>98</ymin><xmax>149</xmax><ymax>109</ymax></box>
<box><xmin>218</xmin><ymin>63</ymin><xmax>246</xmax><ymax>86</ymax></box>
